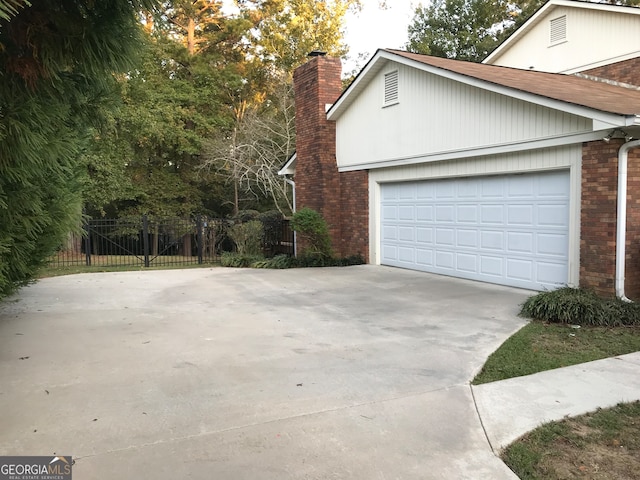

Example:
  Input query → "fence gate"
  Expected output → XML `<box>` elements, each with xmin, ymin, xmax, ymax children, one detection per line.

<box><xmin>50</xmin><ymin>215</ymin><xmax>294</xmax><ymax>268</ymax></box>
<box><xmin>52</xmin><ymin>215</ymin><xmax>221</xmax><ymax>268</ymax></box>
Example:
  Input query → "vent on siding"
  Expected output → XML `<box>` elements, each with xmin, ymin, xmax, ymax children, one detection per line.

<box><xmin>549</xmin><ymin>15</ymin><xmax>567</xmax><ymax>44</ymax></box>
<box><xmin>384</xmin><ymin>70</ymin><xmax>399</xmax><ymax>106</ymax></box>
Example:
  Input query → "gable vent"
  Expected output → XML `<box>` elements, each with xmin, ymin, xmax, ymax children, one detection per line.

<box><xmin>549</xmin><ymin>15</ymin><xmax>567</xmax><ymax>44</ymax></box>
<box><xmin>384</xmin><ymin>70</ymin><xmax>399</xmax><ymax>106</ymax></box>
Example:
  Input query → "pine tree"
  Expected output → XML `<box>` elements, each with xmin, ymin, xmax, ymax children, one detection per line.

<box><xmin>0</xmin><ymin>0</ymin><xmax>158</xmax><ymax>298</ymax></box>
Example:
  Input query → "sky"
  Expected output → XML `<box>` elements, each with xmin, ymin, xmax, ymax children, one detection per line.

<box><xmin>343</xmin><ymin>1</ymin><xmax>419</xmax><ymax>73</ymax></box>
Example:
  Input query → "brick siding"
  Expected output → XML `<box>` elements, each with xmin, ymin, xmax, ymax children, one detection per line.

<box><xmin>581</xmin><ymin>57</ymin><xmax>640</xmax><ymax>86</ymax></box>
<box><xmin>581</xmin><ymin>139</ymin><xmax>640</xmax><ymax>299</ymax></box>
<box><xmin>293</xmin><ymin>56</ymin><xmax>369</xmax><ymax>259</ymax></box>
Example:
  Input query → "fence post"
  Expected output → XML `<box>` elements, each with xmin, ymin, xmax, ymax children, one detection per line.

<box><xmin>143</xmin><ymin>215</ymin><xmax>150</xmax><ymax>267</ymax></box>
<box><xmin>84</xmin><ymin>220</ymin><xmax>92</xmax><ymax>266</ymax></box>
<box><xmin>197</xmin><ymin>216</ymin><xmax>203</xmax><ymax>264</ymax></box>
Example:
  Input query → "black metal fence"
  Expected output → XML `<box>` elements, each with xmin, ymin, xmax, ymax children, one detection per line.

<box><xmin>50</xmin><ymin>215</ymin><xmax>294</xmax><ymax>268</ymax></box>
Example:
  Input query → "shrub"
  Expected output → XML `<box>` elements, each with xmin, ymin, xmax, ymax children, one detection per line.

<box><xmin>228</xmin><ymin>220</ymin><xmax>263</xmax><ymax>255</ymax></box>
<box><xmin>221</xmin><ymin>252</ymin><xmax>264</xmax><ymax>268</ymax></box>
<box><xmin>520</xmin><ymin>287</ymin><xmax>640</xmax><ymax>326</ymax></box>
<box><xmin>252</xmin><ymin>254</ymin><xmax>296</xmax><ymax>269</ymax></box>
<box><xmin>290</xmin><ymin>207</ymin><xmax>332</xmax><ymax>258</ymax></box>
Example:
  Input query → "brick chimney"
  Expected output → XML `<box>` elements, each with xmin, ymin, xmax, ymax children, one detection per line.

<box><xmin>293</xmin><ymin>53</ymin><xmax>369</xmax><ymax>259</ymax></box>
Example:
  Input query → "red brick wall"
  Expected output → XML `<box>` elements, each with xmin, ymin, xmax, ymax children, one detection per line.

<box><xmin>581</xmin><ymin>139</ymin><xmax>640</xmax><ymax>299</ymax></box>
<box><xmin>581</xmin><ymin>57</ymin><xmax>640</xmax><ymax>86</ymax></box>
<box><xmin>293</xmin><ymin>55</ymin><xmax>369</xmax><ymax>259</ymax></box>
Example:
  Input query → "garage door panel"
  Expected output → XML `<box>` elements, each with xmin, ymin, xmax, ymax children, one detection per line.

<box><xmin>380</xmin><ymin>170</ymin><xmax>569</xmax><ymax>290</ymax></box>
<box><xmin>457</xmin><ymin>229</ymin><xmax>478</xmax><ymax>248</ymax></box>
<box><xmin>538</xmin><ymin>204</ymin><xmax>569</xmax><ymax>226</ymax></box>
<box><xmin>417</xmin><ymin>183</ymin><xmax>435</xmax><ymax>199</ymax></box>
<box><xmin>458</xmin><ymin>179</ymin><xmax>479</xmax><ymax>198</ymax></box>
<box><xmin>508</xmin><ymin>205</ymin><xmax>534</xmax><ymax>225</ymax></box>
<box><xmin>537</xmin><ymin>262</ymin><xmax>567</xmax><ymax>284</ymax></box>
<box><xmin>537</xmin><ymin>233</ymin><xmax>568</xmax><ymax>256</ymax></box>
<box><xmin>436</xmin><ymin>251</ymin><xmax>455</xmax><ymax>269</ymax></box>
<box><xmin>416</xmin><ymin>206</ymin><xmax>433</xmax><ymax>221</ymax></box>
<box><xmin>508</xmin><ymin>176</ymin><xmax>535</xmax><ymax>197</ymax></box>
<box><xmin>436</xmin><ymin>205</ymin><xmax>455</xmax><ymax>222</ymax></box>
<box><xmin>382</xmin><ymin>226</ymin><xmax>398</xmax><ymax>241</ymax></box>
<box><xmin>416</xmin><ymin>249</ymin><xmax>433</xmax><ymax>266</ymax></box>
<box><xmin>436</xmin><ymin>181</ymin><xmax>455</xmax><ymax>199</ymax></box>
<box><xmin>480</xmin><ymin>256</ymin><xmax>504</xmax><ymax>276</ymax></box>
<box><xmin>416</xmin><ymin>227</ymin><xmax>433</xmax><ymax>244</ymax></box>
<box><xmin>456</xmin><ymin>253</ymin><xmax>477</xmax><ymax>273</ymax></box>
<box><xmin>482</xmin><ymin>177</ymin><xmax>505</xmax><ymax>198</ymax></box>
<box><xmin>506</xmin><ymin>259</ymin><xmax>534</xmax><ymax>281</ymax></box>
<box><xmin>436</xmin><ymin>228</ymin><xmax>455</xmax><ymax>246</ymax></box>
<box><xmin>481</xmin><ymin>230</ymin><xmax>504</xmax><ymax>250</ymax></box>
<box><xmin>399</xmin><ymin>206</ymin><xmax>415</xmax><ymax>221</ymax></box>
<box><xmin>539</xmin><ymin>174</ymin><xmax>570</xmax><ymax>197</ymax></box>
<box><xmin>382</xmin><ymin>206</ymin><xmax>398</xmax><ymax>221</ymax></box>
<box><xmin>398</xmin><ymin>247</ymin><xmax>415</xmax><ymax>263</ymax></box>
<box><xmin>398</xmin><ymin>226</ymin><xmax>415</xmax><ymax>242</ymax></box>
<box><xmin>507</xmin><ymin>232</ymin><xmax>534</xmax><ymax>253</ymax></box>
<box><xmin>457</xmin><ymin>205</ymin><xmax>478</xmax><ymax>223</ymax></box>
<box><xmin>481</xmin><ymin>205</ymin><xmax>505</xmax><ymax>224</ymax></box>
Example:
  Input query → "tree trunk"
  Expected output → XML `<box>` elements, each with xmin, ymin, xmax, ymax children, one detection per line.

<box><xmin>187</xmin><ymin>17</ymin><xmax>196</xmax><ymax>55</ymax></box>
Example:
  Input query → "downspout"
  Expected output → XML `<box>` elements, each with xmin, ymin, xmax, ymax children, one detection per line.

<box><xmin>615</xmin><ymin>138</ymin><xmax>640</xmax><ymax>301</ymax></box>
<box><xmin>284</xmin><ymin>178</ymin><xmax>297</xmax><ymax>256</ymax></box>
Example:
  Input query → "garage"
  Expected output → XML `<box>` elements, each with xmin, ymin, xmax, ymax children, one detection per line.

<box><xmin>380</xmin><ymin>170</ymin><xmax>570</xmax><ymax>291</ymax></box>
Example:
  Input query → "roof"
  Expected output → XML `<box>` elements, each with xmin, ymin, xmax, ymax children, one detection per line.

<box><xmin>483</xmin><ymin>0</ymin><xmax>640</xmax><ymax>66</ymax></box>
<box><xmin>278</xmin><ymin>152</ymin><xmax>296</xmax><ymax>176</ymax></box>
<box><xmin>389</xmin><ymin>50</ymin><xmax>640</xmax><ymax>116</ymax></box>
<box><xmin>327</xmin><ymin>49</ymin><xmax>640</xmax><ymax>122</ymax></box>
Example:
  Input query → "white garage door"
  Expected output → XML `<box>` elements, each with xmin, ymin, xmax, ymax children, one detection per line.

<box><xmin>380</xmin><ymin>170</ymin><xmax>569</xmax><ymax>290</ymax></box>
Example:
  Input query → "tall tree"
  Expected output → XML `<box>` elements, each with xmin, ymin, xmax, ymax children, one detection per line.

<box><xmin>407</xmin><ymin>0</ymin><xmax>513</xmax><ymax>62</ymax></box>
<box><xmin>236</xmin><ymin>0</ymin><xmax>361</xmax><ymax>71</ymax></box>
<box><xmin>0</xmin><ymin>0</ymin><xmax>158</xmax><ymax>299</ymax></box>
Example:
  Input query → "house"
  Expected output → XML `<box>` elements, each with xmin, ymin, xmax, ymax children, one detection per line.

<box><xmin>483</xmin><ymin>0</ymin><xmax>640</xmax><ymax>74</ymax></box>
<box><xmin>283</xmin><ymin>1</ymin><xmax>640</xmax><ymax>299</ymax></box>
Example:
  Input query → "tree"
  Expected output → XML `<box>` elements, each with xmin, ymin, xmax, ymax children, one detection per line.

<box><xmin>0</xmin><ymin>0</ymin><xmax>158</xmax><ymax>299</ymax></box>
<box><xmin>235</xmin><ymin>0</ymin><xmax>362</xmax><ymax>71</ymax></box>
<box><xmin>407</xmin><ymin>0</ymin><xmax>513</xmax><ymax>62</ymax></box>
<box><xmin>203</xmin><ymin>76</ymin><xmax>296</xmax><ymax>215</ymax></box>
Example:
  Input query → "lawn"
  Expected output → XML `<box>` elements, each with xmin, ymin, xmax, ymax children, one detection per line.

<box><xmin>502</xmin><ymin>401</ymin><xmax>640</xmax><ymax>480</ymax></box>
<box><xmin>472</xmin><ymin>321</ymin><xmax>640</xmax><ymax>385</ymax></box>
<box><xmin>39</xmin><ymin>261</ymin><xmax>218</xmax><ymax>278</ymax></box>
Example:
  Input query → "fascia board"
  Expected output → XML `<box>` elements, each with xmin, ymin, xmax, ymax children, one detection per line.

<box><xmin>327</xmin><ymin>49</ymin><xmax>390</xmax><ymax>121</ymax></box>
<box><xmin>277</xmin><ymin>153</ymin><xmax>296</xmax><ymax>176</ymax></box>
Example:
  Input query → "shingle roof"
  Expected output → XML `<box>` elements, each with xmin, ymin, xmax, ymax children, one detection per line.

<box><xmin>385</xmin><ymin>49</ymin><xmax>640</xmax><ymax>116</ymax></box>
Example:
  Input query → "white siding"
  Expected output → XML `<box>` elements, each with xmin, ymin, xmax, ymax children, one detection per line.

<box><xmin>335</xmin><ymin>64</ymin><xmax>591</xmax><ymax>170</ymax></box>
<box><xmin>488</xmin><ymin>7</ymin><xmax>640</xmax><ymax>73</ymax></box>
<box><xmin>369</xmin><ymin>145</ymin><xmax>582</xmax><ymax>288</ymax></box>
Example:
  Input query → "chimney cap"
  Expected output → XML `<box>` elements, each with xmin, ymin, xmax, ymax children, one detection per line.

<box><xmin>308</xmin><ymin>50</ymin><xmax>327</xmax><ymax>57</ymax></box>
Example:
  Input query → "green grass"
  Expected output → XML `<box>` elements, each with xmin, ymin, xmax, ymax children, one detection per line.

<box><xmin>472</xmin><ymin>321</ymin><xmax>640</xmax><ymax>384</ymax></box>
<box><xmin>502</xmin><ymin>402</ymin><xmax>640</xmax><ymax>480</ymax></box>
<box><xmin>39</xmin><ymin>261</ymin><xmax>218</xmax><ymax>278</ymax></box>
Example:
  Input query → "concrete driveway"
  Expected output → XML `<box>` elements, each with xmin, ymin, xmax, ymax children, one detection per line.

<box><xmin>0</xmin><ymin>265</ymin><xmax>530</xmax><ymax>479</ymax></box>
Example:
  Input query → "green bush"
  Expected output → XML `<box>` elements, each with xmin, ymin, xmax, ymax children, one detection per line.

<box><xmin>252</xmin><ymin>254</ymin><xmax>296</xmax><ymax>269</ymax></box>
<box><xmin>243</xmin><ymin>253</ymin><xmax>365</xmax><ymax>269</ymax></box>
<box><xmin>290</xmin><ymin>207</ymin><xmax>332</xmax><ymax>258</ymax></box>
<box><xmin>520</xmin><ymin>287</ymin><xmax>640</xmax><ymax>326</ymax></box>
<box><xmin>220</xmin><ymin>252</ymin><xmax>264</xmax><ymax>268</ymax></box>
<box><xmin>228</xmin><ymin>220</ymin><xmax>263</xmax><ymax>255</ymax></box>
